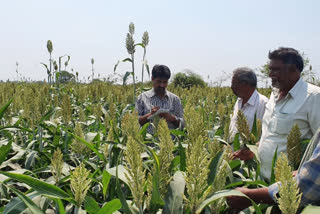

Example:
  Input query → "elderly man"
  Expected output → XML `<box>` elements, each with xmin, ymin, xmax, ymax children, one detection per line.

<box><xmin>233</xmin><ymin>47</ymin><xmax>320</xmax><ymax>181</ymax></box>
<box><xmin>135</xmin><ymin>64</ymin><xmax>184</xmax><ymax>133</ymax></box>
<box><xmin>229</xmin><ymin>67</ymin><xmax>268</xmax><ymax>141</ymax></box>
<box><xmin>227</xmin><ymin>127</ymin><xmax>320</xmax><ymax>211</ymax></box>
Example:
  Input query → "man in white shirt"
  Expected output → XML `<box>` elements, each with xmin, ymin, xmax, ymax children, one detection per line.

<box><xmin>229</xmin><ymin>67</ymin><xmax>268</xmax><ymax>141</ymax></box>
<box><xmin>233</xmin><ymin>47</ymin><xmax>320</xmax><ymax>181</ymax></box>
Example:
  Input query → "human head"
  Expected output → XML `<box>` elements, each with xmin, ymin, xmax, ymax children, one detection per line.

<box><xmin>231</xmin><ymin>67</ymin><xmax>257</xmax><ymax>97</ymax></box>
<box><xmin>151</xmin><ymin>64</ymin><xmax>171</xmax><ymax>96</ymax></box>
<box><xmin>268</xmin><ymin>47</ymin><xmax>303</xmax><ymax>90</ymax></box>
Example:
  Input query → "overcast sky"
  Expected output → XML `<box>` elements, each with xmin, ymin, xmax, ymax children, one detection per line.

<box><xmin>1</xmin><ymin>0</ymin><xmax>319</xmax><ymax>85</ymax></box>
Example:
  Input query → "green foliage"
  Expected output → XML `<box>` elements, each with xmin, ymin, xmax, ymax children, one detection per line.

<box><xmin>163</xmin><ymin>171</ymin><xmax>185</xmax><ymax>214</ymax></box>
<box><xmin>0</xmin><ymin>171</ymin><xmax>70</xmax><ymax>199</ymax></box>
<box><xmin>172</xmin><ymin>70</ymin><xmax>207</xmax><ymax>89</ymax></box>
<box><xmin>301</xmin><ymin>205</ymin><xmax>320</xmax><ymax>213</ymax></box>
<box><xmin>4</xmin><ymin>185</ymin><xmax>44</xmax><ymax>214</ymax></box>
<box><xmin>0</xmin><ymin>80</ymin><xmax>295</xmax><ymax>214</ymax></box>
<box><xmin>58</xmin><ymin>70</ymin><xmax>75</xmax><ymax>83</ymax></box>
<box><xmin>0</xmin><ymin>141</ymin><xmax>12</xmax><ymax>166</ymax></box>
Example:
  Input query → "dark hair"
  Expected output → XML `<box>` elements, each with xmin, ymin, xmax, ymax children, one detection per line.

<box><xmin>152</xmin><ymin>64</ymin><xmax>171</xmax><ymax>79</ymax></box>
<box><xmin>268</xmin><ymin>47</ymin><xmax>304</xmax><ymax>72</ymax></box>
<box><xmin>233</xmin><ymin>67</ymin><xmax>257</xmax><ymax>88</ymax></box>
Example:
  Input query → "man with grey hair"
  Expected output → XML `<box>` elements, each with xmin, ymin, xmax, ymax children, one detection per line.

<box><xmin>229</xmin><ymin>67</ymin><xmax>268</xmax><ymax>141</ymax></box>
<box><xmin>233</xmin><ymin>47</ymin><xmax>320</xmax><ymax>182</ymax></box>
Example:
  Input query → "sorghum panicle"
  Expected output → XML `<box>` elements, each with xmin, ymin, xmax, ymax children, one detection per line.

<box><xmin>185</xmin><ymin>135</ymin><xmax>210</xmax><ymax>213</ymax></box>
<box><xmin>124</xmin><ymin>136</ymin><xmax>145</xmax><ymax>210</ymax></box>
<box><xmin>287</xmin><ymin>124</ymin><xmax>302</xmax><ymax>168</ymax></box>
<box><xmin>236</xmin><ymin>110</ymin><xmax>251</xmax><ymax>143</ymax></box>
<box><xmin>275</xmin><ymin>153</ymin><xmax>302</xmax><ymax>214</ymax></box>
<box><xmin>51</xmin><ymin>148</ymin><xmax>64</xmax><ymax>184</ymax></box>
<box><xmin>70</xmin><ymin>163</ymin><xmax>91</xmax><ymax>207</ymax></box>
<box><xmin>157</xmin><ymin>119</ymin><xmax>174</xmax><ymax>198</ymax></box>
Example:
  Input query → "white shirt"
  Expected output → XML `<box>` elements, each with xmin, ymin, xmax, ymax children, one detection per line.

<box><xmin>258</xmin><ymin>78</ymin><xmax>320</xmax><ymax>181</ymax></box>
<box><xmin>229</xmin><ymin>90</ymin><xmax>269</xmax><ymax>140</ymax></box>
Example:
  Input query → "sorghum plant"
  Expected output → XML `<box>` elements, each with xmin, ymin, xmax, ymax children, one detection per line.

<box><xmin>124</xmin><ymin>136</ymin><xmax>145</xmax><ymax>212</ymax></box>
<box><xmin>185</xmin><ymin>135</ymin><xmax>210</xmax><ymax>213</ymax></box>
<box><xmin>236</xmin><ymin>110</ymin><xmax>252</xmax><ymax>143</ymax></box>
<box><xmin>275</xmin><ymin>153</ymin><xmax>302</xmax><ymax>214</ymax></box>
<box><xmin>71</xmin><ymin>123</ymin><xmax>90</xmax><ymax>156</ymax></box>
<box><xmin>287</xmin><ymin>124</ymin><xmax>302</xmax><ymax>168</ymax></box>
<box><xmin>157</xmin><ymin>119</ymin><xmax>174</xmax><ymax>198</ymax></box>
<box><xmin>70</xmin><ymin>163</ymin><xmax>91</xmax><ymax>207</ymax></box>
<box><xmin>51</xmin><ymin>148</ymin><xmax>64</xmax><ymax>184</ymax></box>
<box><xmin>141</xmin><ymin>31</ymin><xmax>149</xmax><ymax>83</ymax></box>
<box><xmin>121</xmin><ymin>111</ymin><xmax>141</xmax><ymax>141</ymax></box>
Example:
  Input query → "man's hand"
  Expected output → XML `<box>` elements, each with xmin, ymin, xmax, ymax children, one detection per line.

<box><xmin>227</xmin><ymin>187</ymin><xmax>274</xmax><ymax>212</ymax></box>
<box><xmin>138</xmin><ymin>106</ymin><xmax>160</xmax><ymax>126</ymax></box>
<box><xmin>292</xmin><ymin>170</ymin><xmax>298</xmax><ymax>177</ymax></box>
<box><xmin>151</xmin><ymin>106</ymin><xmax>160</xmax><ymax>115</ymax></box>
<box><xmin>232</xmin><ymin>148</ymin><xmax>255</xmax><ymax>161</ymax></box>
<box><xmin>159</xmin><ymin>112</ymin><xmax>176</xmax><ymax>122</ymax></box>
<box><xmin>227</xmin><ymin>187</ymin><xmax>252</xmax><ymax>212</ymax></box>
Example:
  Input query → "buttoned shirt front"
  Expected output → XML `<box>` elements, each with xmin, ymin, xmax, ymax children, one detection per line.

<box><xmin>259</xmin><ymin>78</ymin><xmax>320</xmax><ymax>181</ymax></box>
<box><xmin>135</xmin><ymin>89</ymin><xmax>184</xmax><ymax>133</ymax></box>
<box><xmin>229</xmin><ymin>90</ymin><xmax>269</xmax><ymax>140</ymax></box>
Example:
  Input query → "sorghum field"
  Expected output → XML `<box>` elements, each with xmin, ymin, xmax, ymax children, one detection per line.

<box><xmin>1</xmin><ymin>23</ymin><xmax>319</xmax><ymax>214</ymax></box>
<box><xmin>0</xmin><ymin>80</ymin><xmax>315</xmax><ymax>214</ymax></box>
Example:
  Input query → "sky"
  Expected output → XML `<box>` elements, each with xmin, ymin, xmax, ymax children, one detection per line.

<box><xmin>1</xmin><ymin>0</ymin><xmax>320</xmax><ymax>85</ymax></box>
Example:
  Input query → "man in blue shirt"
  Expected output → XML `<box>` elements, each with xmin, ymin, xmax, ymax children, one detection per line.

<box><xmin>135</xmin><ymin>64</ymin><xmax>184</xmax><ymax>133</ymax></box>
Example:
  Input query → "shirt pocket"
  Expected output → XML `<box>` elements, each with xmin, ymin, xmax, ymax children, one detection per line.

<box><xmin>292</xmin><ymin>112</ymin><xmax>309</xmax><ymax>130</ymax></box>
<box><xmin>270</xmin><ymin>113</ymin><xmax>294</xmax><ymax>135</ymax></box>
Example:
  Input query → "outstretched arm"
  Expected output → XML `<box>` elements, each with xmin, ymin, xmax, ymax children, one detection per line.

<box><xmin>227</xmin><ymin>187</ymin><xmax>274</xmax><ymax>211</ymax></box>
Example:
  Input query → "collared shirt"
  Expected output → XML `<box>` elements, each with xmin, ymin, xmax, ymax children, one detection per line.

<box><xmin>269</xmin><ymin>128</ymin><xmax>320</xmax><ymax>207</ymax></box>
<box><xmin>259</xmin><ymin>78</ymin><xmax>320</xmax><ymax>181</ymax></box>
<box><xmin>135</xmin><ymin>89</ymin><xmax>184</xmax><ymax>133</ymax></box>
<box><xmin>229</xmin><ymin>90</ymin><xmax>268</xmax><ymax>140</ymax></box>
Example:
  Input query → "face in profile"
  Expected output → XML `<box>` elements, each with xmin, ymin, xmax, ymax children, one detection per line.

<box><xmin>152</xmin><ymin>77</ymin><xmax>168</xmax><ymax>95</ymax></box>
<box><xmin>268</xmin><ymin>59</ymin><xmax>290</xmax><ymax>89</ymax></box>
<box><xmin>231</xmin><ymin>76</ymin><xmax>243</xmax><ymax>97</ymax></box>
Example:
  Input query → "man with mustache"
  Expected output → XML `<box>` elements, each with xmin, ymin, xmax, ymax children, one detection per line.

<box><xmin>135</xmin><ymin>64</ymin><xmax>184</xmax><ymax>134</ymax></box>
<box><xmin>233</xmin><ymin>47</ymin><xmax>320</xmax><ymax>181</ymax></box>
<box><xmin>229</xmin><ymin>47</ymin><xmax>320</xmax><ymax>211</ymax></box>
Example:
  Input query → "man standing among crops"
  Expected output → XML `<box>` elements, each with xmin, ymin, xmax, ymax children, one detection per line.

<box><xmin>229</xmin><ymin>67</ymin><xmax>268</xmax><ymax>141</ymax></box>
<box><xmin>227</xmin><ymin>127</ymin><xmax>320</xmax><ymax>211</ymax></box>
<box><xmin>233</xmin><ymin>47</ymin><xmax>320</xmax><ymax>181</ymax></box>
<box><xmin>135</xmin><ymin>64</ymin><xmax>184</xmax><ymax>133</ymax></box>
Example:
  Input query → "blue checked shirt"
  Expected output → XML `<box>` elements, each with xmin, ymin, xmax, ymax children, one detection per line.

<box><xmin>268</xmin><ymin>128</ymin><xmax>320</xmax><ymax>207</ymax></box>
<box><xmin>135</xmin><ymin>89</ymin><xmax>184</xmax><ymax>133</ymax></box>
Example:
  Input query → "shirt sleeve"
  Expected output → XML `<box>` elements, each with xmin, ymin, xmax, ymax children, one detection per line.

<box><xmin>268</xmin><ymin>132</ymin><xmax>320</xmax><ymax>207</ymax></box>
<box><xmin>295</xmin><ymin>140</ymin><xmax>320</xmax><ymax>207</ymax></box>
<box><xmin>135</xmin><ymin>95</ymin><xmax>145</xmax><ymax>116</ymax></box>
<box><xmin>268</xmin><ymin>182</ymin><xmax>280</xmax><ymax>202</ymax></box>
<box><xmin>256</xmin><ymin>95</ymin><xmax>268</xmax><ymax>121</ymax></box>
<box><xmin>308</xmin><ymin>93</ymin><xmax>320</xmax><ymax>135</ymax></box>
<box><xmin>173</xmin><ymin>97</ymin><xmax>185</xmax><ymax>129</ymax></box>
